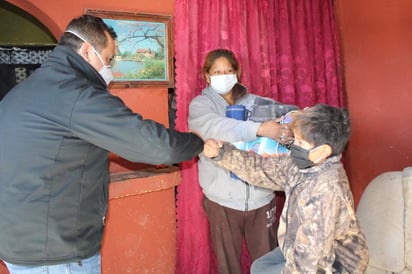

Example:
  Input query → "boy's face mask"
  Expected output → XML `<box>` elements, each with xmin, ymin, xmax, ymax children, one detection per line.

<box><xmin>289</xmin><ymin>144</ymin><xmax>319</xmax><ymax>169</ymax></box>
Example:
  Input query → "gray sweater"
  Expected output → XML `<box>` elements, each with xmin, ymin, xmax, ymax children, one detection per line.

<box><xmin>188</xmin><ymin>86</ymin><xmax>275</xmax><ymax>211</ymax></box>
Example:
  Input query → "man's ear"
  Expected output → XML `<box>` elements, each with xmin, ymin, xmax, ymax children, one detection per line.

<box><xmin>78</xmin><ymin>42</ymin><xmax>92</xmax><ymax>62</ymax></box>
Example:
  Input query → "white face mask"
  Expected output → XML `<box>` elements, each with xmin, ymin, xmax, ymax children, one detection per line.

<box><xmin>92</xmin><ymin>48</ymin><xmax>114</xmax><ymax>85</ymax></box>
<box><xmin>210</xmin><ymin>74</ymin><xmax>238</xmax><ymax>95</ymax></box>
<box><xmin>65</xmin><ymin>30</ymin><xmax>113</xmax><ymax>86</ymax></box>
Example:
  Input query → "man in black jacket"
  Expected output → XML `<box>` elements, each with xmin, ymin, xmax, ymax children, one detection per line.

<box><xmin>0</xmin><ymin>14</ymin><xmax>203</xmax><ymax>274</ymax></box>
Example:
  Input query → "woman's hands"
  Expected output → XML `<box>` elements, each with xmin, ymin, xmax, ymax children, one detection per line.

<box><xmin>279</xmin><ymin>123</ymin><xmax>294</xmax><ymax>146</ymax></box>
<box><xmin>257</xmin><ymin>119</ymin><xmax>294</xmax><ymax>146</ymax></box>
<box><xmin>257</xmin><ymin>119</ymin><xmax>281</xmax><ymax>140</ymax></box>
<box><xmin>257</xmin><ymin>118</ymin><xmax>293</xmax><ymax>144</ymax></box>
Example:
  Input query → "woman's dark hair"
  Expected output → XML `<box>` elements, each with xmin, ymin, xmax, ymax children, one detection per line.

<box><xmin>202</xmin><ymin>48</ymin><xmax>247</xmax><ymax>102</ymax></box>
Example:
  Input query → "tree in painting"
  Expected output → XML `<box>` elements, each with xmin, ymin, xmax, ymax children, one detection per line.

<box><xmin>104</xmin><ymin>18</ymin><xmax>167</xmax><ymax>81</ymax></box>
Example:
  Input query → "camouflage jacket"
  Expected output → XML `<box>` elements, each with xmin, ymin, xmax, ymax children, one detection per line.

<box><xmin>212</xmin><ymin>143</ymin><xmax>369</xmax><ymax>273</ymax></box>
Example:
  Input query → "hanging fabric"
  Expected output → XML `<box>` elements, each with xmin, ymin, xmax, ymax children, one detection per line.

<box><xmin>174</xmin><ymin>1</ymin><xmax>343</xmax><ymax>273</ymax></box>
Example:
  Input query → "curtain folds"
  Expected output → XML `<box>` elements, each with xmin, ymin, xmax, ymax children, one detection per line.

<box><xmin>174</xmin><ymin>1</ymin><xmax>343</xmax><ymax>273</ymax></box>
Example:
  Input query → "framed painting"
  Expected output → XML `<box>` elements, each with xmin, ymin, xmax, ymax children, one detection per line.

<box><xmin>85</xmin><ymin>9</ymin><xmax>174</xmax><ymax>88</ymax></box>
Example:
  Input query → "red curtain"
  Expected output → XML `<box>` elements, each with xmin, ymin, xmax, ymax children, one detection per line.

<box><xmin>174</xmin><ymin>1</ymin><xmax>343</xmax><ymax>273</ymax></box>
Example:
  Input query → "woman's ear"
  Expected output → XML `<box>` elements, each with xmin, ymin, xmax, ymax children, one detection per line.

<box><xmin>205</xmin><ymin>73</ymin><xmax>211</xmax><ymax>85</ymax></box>
<box><xmin>236</xmin><ymin>69</ymin><xmax>241</xmax><ymax>80</ymax></box>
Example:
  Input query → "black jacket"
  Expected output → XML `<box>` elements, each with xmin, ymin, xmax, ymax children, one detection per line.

<box><xmin>0</xmin><ymin>45</ymin><xmax>203</xmax><ymax>265</ymax></box>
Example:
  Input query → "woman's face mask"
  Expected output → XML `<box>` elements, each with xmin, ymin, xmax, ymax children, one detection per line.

<box><xmin>210</xmin><ymin>74</ymin><xmax>238</xmax><ymax>95</ymax></box>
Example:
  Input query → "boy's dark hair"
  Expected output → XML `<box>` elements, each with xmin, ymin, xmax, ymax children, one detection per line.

<box><xmin>59</xmin><ymin>15</ymin><xmax>117</xmax><ymax>52</ymax></box>
<box><xmin>292</xmin><ymin>104</ymin><xmax>351</xmax><ymax>156</ymax></box>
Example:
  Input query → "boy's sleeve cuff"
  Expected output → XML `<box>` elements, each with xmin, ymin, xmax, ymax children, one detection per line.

<box><xmin>211</xmin><ymin>146</ymin><xmax>225</xmax><ymax>161</ymax></box>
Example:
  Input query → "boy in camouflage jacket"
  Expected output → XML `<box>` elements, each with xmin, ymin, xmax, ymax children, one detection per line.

<box><xmin>203</xmin><ymin>104</ymin><xmax>369</xmax><ymax>273</ymax></box>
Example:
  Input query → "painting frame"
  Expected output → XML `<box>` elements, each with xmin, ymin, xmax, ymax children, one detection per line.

<box><xmin>85</xmin><ymin>9</ymin><xmax>174</xmax><ymax>88</ymax></box>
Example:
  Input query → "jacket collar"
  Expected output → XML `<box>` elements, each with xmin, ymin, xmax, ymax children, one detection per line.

<box><xmin>46</xmin><ymin>45</ymin><xmax>107</xmax><ymax>88</ymax></box>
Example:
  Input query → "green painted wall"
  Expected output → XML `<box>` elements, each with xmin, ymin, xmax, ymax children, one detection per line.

<box><xmin>0</xmin><ymin>2</ymin><xmax>56</xmax><ymax>46</ymax></box>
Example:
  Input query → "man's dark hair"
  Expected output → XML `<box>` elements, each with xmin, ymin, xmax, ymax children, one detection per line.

<box><xmin>59</xmin><ymin>14</ymin><xmax>117</xmax><ymax>52</ymax></box>
<box><xmin>292</xmin><ymin>104</ymin><xmax>351</xmax><ymax>156</ymax></box>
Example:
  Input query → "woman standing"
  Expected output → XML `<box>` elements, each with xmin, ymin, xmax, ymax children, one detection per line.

<box><xmin>188</xmin><ymin>48</ymin><xmax>288</xmax><ymax>274</ymax></box>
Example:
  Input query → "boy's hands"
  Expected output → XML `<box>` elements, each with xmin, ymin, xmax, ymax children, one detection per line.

<box><xmin>203</xmin><ymin>139</ymin><xmax>223</xmax><ymax>158</ymax></box>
